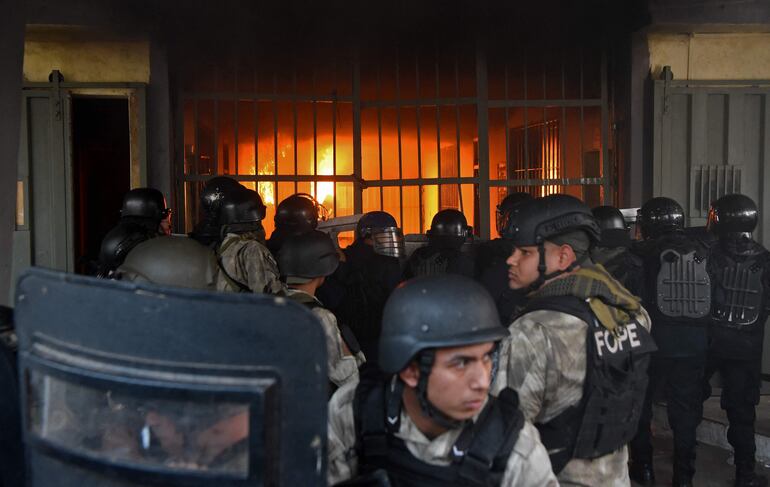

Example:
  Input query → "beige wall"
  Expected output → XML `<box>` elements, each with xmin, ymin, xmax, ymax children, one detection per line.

<box><xmin>649</xmin><ymin>32</ymin><xmax>770</xmax><ymax>80</ymax></box>
<box><xmin>23</xmin><ymin>32</ymin><xmax>149</xmax><ymax>83</ymax></box>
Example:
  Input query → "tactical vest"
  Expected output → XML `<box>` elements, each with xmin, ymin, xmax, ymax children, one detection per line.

<box><xmin>594</xmin><ymin>247</ymin><xmax>644</xmax><ymax>298</ymax></box>
<box><xmin>410</xmin><ymin>248</ymin><xmax>451</xmax><ymax>277</ymax></box>
<box><xmin>709</xmin><ymin>244</ymin><xmax>769</xmax><ymax>329</ymax></box>
<box><xmin>523</xmin><ymin>295</ymin><xmax>656</xmax><ymax>473</ymax></box>
<box><xmin>353</xmin><ymin>367</ymin><xmax>524</xmax><ymax>487</ymax></box>
<box><xmin>652</xmin><ymin>235</ymin><xmax>711</xmax><ymax>319</ymax></box>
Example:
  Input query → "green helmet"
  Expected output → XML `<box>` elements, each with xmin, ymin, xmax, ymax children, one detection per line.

<box><xmin>117</xmin><ymin>236</ymin><xmax>218</xmax><ymax>290</ymax></box>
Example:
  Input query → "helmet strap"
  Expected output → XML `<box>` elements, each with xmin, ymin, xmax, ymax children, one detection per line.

<box><xmin>527</xmin><ymin>241</ymin><xmax>580</xmax><ymax>293</ymax></box>
<box><xmin>414</xmin><ymin>350</ymin><xmax>466</xmax><ymax>430</ymax></box>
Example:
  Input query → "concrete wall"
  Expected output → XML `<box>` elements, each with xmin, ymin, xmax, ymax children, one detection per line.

<box><xmin>649</xmin><ymin>32</ymin><xmax>770</xmax><ymax>81</ymax></box>
<box><xmin>24</xmin><ymin>34</ymin><xmax>150</xmax><ymax>83</ymax></box>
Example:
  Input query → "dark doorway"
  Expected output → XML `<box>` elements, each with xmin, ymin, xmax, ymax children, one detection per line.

<box><xmin>72</xmin><ymin>97</ymin><xmax>130</xmax><ymax>275</ymax></box>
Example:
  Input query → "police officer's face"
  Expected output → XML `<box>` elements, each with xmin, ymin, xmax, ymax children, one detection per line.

<box><xmin>426</xmin><ymin>342</ymin><xmax>495</xmax><ymax>420</ymax></box>
<box><xmin>506</xmin><ymin>242</ymin><xmax>573</xmax><ymax>289</ymax></box>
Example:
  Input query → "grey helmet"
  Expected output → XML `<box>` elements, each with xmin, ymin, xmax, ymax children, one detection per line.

<box><xmin>117</xmin><ymin>236</ymin><xmax>218</xmax><ymax>290</ymax></box>
<box><xmin>379</xmin><ymin>275</ymin><xmax>508</xmax><ymax>428</ymax></box>
<box><xmin>278</xmin><ymin>230</ymin><xmax>339</xmax><ymax>284</ymax></box>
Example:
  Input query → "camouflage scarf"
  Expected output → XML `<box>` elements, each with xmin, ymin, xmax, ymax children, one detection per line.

<box><xmin>532</xmin><ymin>263</ymin><xmax>641</xmax><ymax>335</ymax></box>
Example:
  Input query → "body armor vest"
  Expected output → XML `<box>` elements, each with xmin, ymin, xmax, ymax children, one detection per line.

<box><xmin>709</xmin><ymin>243</ymin><xmax>769</xmax><ymax>328</ymax></box>
<box><xmin>353</xmin><ymin>367</ymin><xmax>524</xmax><ymax>486</ymax></box>
<box><xmin>653</xmin><ymin>235</ymin><xmax>711</xmax><ymax>319</ymax></box>
<box><xmin>592</xmin><ymin>247</ymin><xmax>644</xmax><ymax>298</ymax></box>
<box><xmin>522</xmin><ymin>296</ymin><xmax>656</xmax><ymax>473</ymax></box>
<box><xmin>410</xmin><ymin>247</ymin><xmax>452</xmax><ymax>277</ymax></box>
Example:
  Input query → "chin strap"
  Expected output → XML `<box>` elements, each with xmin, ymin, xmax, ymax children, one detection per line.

<box><xmin>414</xmin><ymin>350</ymin><xmax>467</xmax><ymax>430</ymax></box>
<box><xmin>525</xmin><ymin>241</ymin><xmax>583</xmax><ymax>294</ymax></box>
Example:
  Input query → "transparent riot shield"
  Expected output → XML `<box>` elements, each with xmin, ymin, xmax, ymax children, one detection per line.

<box><xmin>15</xmin><ymin>267</ymin><xmax>328</xmax><ymax>486</ymax></box>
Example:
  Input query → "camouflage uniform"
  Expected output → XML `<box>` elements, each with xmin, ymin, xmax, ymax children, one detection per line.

<box><xmin>284</xmin><ymin>289</ymin><xmax>364</xmax><ymax>388</ymax></box>
<box><xmin>494</xmin><ymin>306</ymin><xmax>652</xmax><ymax>486</ymax></box>
<box><xmin>328</xmin><ymin>378</ymin><xmax>559</xmax><ymax>487</ymax></box>
<box><xmin>216</xmin><ymin>233</ymin><xmax>284</xmax><ymax>294</ymax></box>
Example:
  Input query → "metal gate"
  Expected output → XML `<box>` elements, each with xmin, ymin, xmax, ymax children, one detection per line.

<box><xmin>176</xmin><ymin>42</ymin><xmax>612</xmax><ymax>240</ymax></box>
<box><xmin>653</xmin><ymin>78</ymin><xmax>770</xmax><ymax>243</ymax></box>
<box><xmin>12</xmin><ymin>73</ymin><xmax>147</xmax><ymax>300</ymax></box>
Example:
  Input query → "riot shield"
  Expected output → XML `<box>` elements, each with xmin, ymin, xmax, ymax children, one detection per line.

<box><xmin>15</xmin><ymin>267</ymin><xmax>328</xmax><ymax>487</ymax></box>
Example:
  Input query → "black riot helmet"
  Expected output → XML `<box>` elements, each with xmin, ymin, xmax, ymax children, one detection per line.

<box><xmin>278</xmin><ymin>230</ymin><xmax>340</xmax><ymax>284</ymax></box>
<box><xmin>379</xmin><ymin>275</ymin><xmax>509</xmax><ymax>427</ymax></box>
<box><xmin>592</xmin><ymin>205</ymin><xmax>628</xmax><ymax>232</ymax></box>
<box><xmin>496</xmin><ymin>192</ymin><xmax>534</xmax><ymax>235</ymax></box>
<box><xmin>707</xmin><ymin>193</ymin><xmax>758</xmax><ymax>239</ymax></box>
<box><xmin>274</xmin><ymin>194</ymin><xmax>320</xmax><ymax>233</ymax></box>
<box><xmin>592</xmin><ymin>205</ymin><xmax>631</xmax><ymax>249</ymax></box>
<box><xmin>502</xmin><ymin>194</ymin><xmax>601</xmax><ymax>247</ymax></box>
<box><xmin>218</xmin><ymin>186</ymin><xmax>267</xmax><ymax>235</ymax></box>
<box><xmin>502</xmin><ymin>194</ymin><xmax>601</xmax><ymax>292</ymax></box>
<box><xmin>117</xmin><ymin>236</ymin><xmax>218</xmax><ymax>290</ymax></box>
<box><xmin>356</xmin><ymin>211</ymin><xmax>398</xmax><ymax>240</ymax></box>
<box><xmin>639</xmin><ymin>197</ymin><xmax>685</xmax><ymax>240</ymax></box>
<box><xmin>200</xmin><ymin>177</ymin><xmax>242</xmax><ymax>221</ymax></box>
<box><xmin>120</xmin><ymin>188</ymin><xmax>169</xmax><ymax>223</ymax></box>
<box><xmin>428</xmin><ymin>209</ymin><xmax>471</xmax><ymax>238</ymax></box>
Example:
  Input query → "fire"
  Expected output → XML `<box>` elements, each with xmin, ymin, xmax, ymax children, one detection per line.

<box><xmin>256</xmin><ymin>161</ymin><xmax>275</xmax><ymax>206</ymax></box>
<box><xmin>311</xmin><ymin>146</ymin><xmax>335</xmax><ymax>216</ymax></box>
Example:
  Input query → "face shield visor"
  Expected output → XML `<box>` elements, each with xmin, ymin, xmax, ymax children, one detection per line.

<box><xmin>371</xmin><ymin>227</ymin><xmax>405</xmax><ymax>258</ymax></box>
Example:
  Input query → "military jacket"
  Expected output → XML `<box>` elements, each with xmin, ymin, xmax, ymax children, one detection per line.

<box><xmin>327</xmin><ymin>378</ymin><xmax>558</xmax><ymax>487</ymax></box>
<box><xmin>216</xmin><ymin>233</ymin><xmax>285</xmax><ymax>294</ymax></box>
<box><xmin>493</xmin><ymin>305</ymin><xmax>652</xmax><ymax>486</ymax></box>
<box><xmin>284</xmin><ymin>289</ymin><xmax>365</xmax><ymax>387</ymax></box>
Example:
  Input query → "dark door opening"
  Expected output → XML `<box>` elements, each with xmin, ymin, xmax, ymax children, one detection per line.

<box><xmin>72</xmin><ymin>97</ymin><xmax>130</xmax><ymax>275</ymax></box>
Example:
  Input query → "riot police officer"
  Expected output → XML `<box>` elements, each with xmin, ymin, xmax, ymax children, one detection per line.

<box><xmin>494</xmin><ymin>194</ymin><xmax>655</xmax><ymax>486</ymax></box>
<box><xmin>629</xmin><ymin>196</ymin><xmax>712</xmax><ymax>487</ymax></box>
<box><xmin>590</xmin><ymin>205</ymin><xmax>644</xmax><ymax>297</ymax></box>
<box><xmin>97</xmin><ymin>188</ymin><xmax>171</xmax><ymax>277</ymax></box>
<box><xmin>328</xmin><ymin>275</ymin><xmax>558</xmax><ymax>486</ymax></box>
<box><xmin>266</xmin><ymin>193</ymin><xmax>321</xmax><ymax>257</ymax></box>
<box><xmin>403</xmin><ymin>209</ymin><xmax>474</xmax><ymax>279</ymax></box>
<box><xmin>190</xmin><ymin>176</ymin><xmax>244</xmax><ymax>247</ymax></box>
<box><xmin>476</xmin><ymin>192</ymin><xmax>534</xmax><ymax>323</ymax></box>
<box><xmin>706</xmin><ymin>194</ymin><xmax>770</xmax><ymax>487</ymax></box>
<box><xmin>317</xmin><ymin>211</ymin><xmax>403</xmax><ymax>363</ymax></box>
<box><xmin>215</xmin><ymin>184</ymin><xmax>284</xmax><ymax>294</ymax></box>
<box><xmin>278</xmin><ymin>230</ymin><xmax>365</xmax><ymax>389</ymax></box>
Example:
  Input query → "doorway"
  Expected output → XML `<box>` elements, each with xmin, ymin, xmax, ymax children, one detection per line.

<box><xmin>71</xmin><ymin>97</ymin><xmax>131</xmax><ymax>274</ymax></box>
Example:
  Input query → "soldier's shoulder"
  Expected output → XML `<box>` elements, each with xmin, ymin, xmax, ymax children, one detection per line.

<box><xmin>510</xmin><ymin>420</ymin><xmax>541</xmax><ymax>459</ymax></box>
<box><xmin>329</xmin><ymin>377</ymin><xmax>359</xmax><ymax>418</ymax></box>
<box><xmin>312</xmin><ymin>306</ymin><xmax>338</xmax><ymax>325</ymax></box>
<box><xmin>513</xmin><ymin>308</ymin><xmax>589</xmax><ymax>332</ymax></box>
